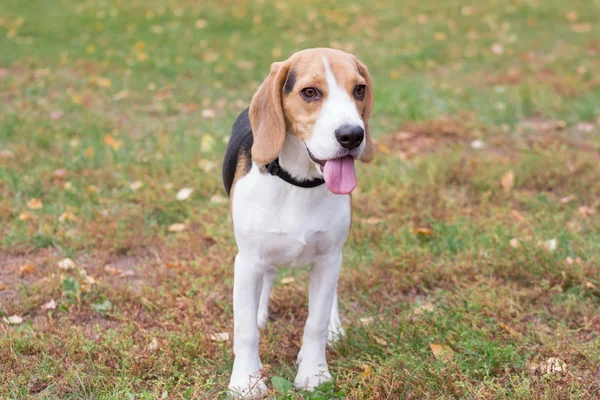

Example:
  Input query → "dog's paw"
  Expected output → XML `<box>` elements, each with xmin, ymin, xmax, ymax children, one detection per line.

<box><xmin>294</xmin><ymin>364</ymin><xmax>332</xmax><ymax>391</ymax></box>
<box><xmin>228</xmin><ymin>374</ymin><xmax>268</xmax><ymax>399</ymax></box>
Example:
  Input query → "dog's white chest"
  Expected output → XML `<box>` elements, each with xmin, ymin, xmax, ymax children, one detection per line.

<box><xmin>231</xmin><ymin>166</ymin><xmax>351</xmax><ymax>268</ymax></box>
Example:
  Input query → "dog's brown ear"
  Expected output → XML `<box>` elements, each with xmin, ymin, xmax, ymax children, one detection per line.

<box><xmin>249</xmin><ymin>61</ymin><xmax>290</xmax><ymax>164</ymax></box>
<box><xmin>355</xmin><ymin>58</ymin><xmax>374</xmax><ymax>163</ymax></box>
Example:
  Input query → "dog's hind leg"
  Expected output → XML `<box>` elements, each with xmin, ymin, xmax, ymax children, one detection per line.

<box><xmin>327</xmin><ymin>289</ymin><xmax>345</xmax><ymax>345</ymax></box>
<box><xmin>257</xmin><ymin>267</ymin><xmax>275</xmax><ymax>328</ymax></box>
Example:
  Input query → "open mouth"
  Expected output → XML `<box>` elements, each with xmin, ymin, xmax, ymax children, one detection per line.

<box><xmin>306</xmin><ymin>149</ymin><xmax>357</xmax><ymax>195</ymax></box>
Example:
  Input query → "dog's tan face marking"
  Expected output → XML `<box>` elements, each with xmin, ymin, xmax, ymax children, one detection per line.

<box><xmin>281</xmin><ymin>50</ymin><xmax>368</xmax><ymax>143</ymax></box>
<box><xmin>249</xmin><ymin>48</ymin><xmax>373</xmax><ymax>165</ymax></box>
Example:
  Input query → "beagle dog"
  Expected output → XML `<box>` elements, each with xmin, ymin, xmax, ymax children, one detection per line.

<box><xmin>222</xmin><ymin>48</ymin><xmax>374</xmax><ymax>398</ymax></box>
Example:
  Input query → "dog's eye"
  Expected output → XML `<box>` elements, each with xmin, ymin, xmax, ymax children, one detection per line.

<box><xmin>354</xmin><ymin>85</ymin><xmax>366</xmax><ymax>100</ymax></box>
<box><xmin>301</xmin><ymin>87</ymin><xmax>321</xmax><ymax>101</ymax></box>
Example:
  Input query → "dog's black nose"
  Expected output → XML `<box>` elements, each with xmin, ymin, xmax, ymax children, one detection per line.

<box><xmin>335</xmin><ymin>124</ymin><xmax>364</xmax><ymax>150</ymax></box>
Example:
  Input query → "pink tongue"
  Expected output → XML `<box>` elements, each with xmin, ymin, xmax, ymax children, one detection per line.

<box><xmin>323</xmin><ymin>156</ymin><xmax>356</xmax><ymax>194</ymax></box>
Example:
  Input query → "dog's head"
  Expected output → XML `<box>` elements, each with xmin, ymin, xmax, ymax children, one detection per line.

<box><xmin>249</xmin><ymin>48</ymin><xmax>374</xmax><ymax>194</ymax></box>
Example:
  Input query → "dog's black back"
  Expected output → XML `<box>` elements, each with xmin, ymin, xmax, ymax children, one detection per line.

<box><xmin>222</xmin><ymin>108</ymin><xmax>253</xmax><ymax>196</ymax></box>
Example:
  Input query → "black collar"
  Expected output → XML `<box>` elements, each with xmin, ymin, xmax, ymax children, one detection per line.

<box><xmin>265</xmin><ymin>158</ymin><xmax>325</xmax><ymax>189</ymax></box>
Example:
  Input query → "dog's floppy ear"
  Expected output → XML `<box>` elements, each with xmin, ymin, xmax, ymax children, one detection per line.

<box><xmin>249</xmin><ymin>60</ymin><xmax>290</xmax><ymax>164</ymax></box>
<box><xmin>355</xmin><ymin>58</ymin><xmax>374</xmax><ymax>163</ymax></box>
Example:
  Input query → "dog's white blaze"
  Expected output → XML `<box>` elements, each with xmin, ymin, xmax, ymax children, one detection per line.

<box><xmin>305</xmin><ymin>57</ymin><xmax>366</xmax><ymax>161</ymax></box>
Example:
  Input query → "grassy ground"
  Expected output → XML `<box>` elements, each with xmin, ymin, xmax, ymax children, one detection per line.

<box><xmin>1</xmin><ymin>0</ymin><xmax>599</xmax><ymax>398</ymax></box>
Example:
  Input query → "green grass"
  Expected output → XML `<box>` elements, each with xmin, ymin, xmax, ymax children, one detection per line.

<box><xmin>1</xmin><ymin>0</ymin><xmax>599</xmax><ymax>398</ymax></box>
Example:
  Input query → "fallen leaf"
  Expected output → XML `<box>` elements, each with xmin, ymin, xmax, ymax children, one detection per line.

<box><xmin>430</xmin><ymin>343</ymin><xmax>454</xmax><ymax>362</ymax></box>
<box><xmin>58</xmin><ymin>258</ymin><xmax>76</xmax><ymax>270</ymax></box>
<box><xmin>578</xmin><ymin>206</ymin><xmax>596</xmax><ymax>216</ymax></box>
<box><xmin>50</xmin><ymin>111</ymin><xmax>64</xmax><ymax>120</ymax></box>
<box><xmin>544</xmin><ymin>238</ymin><xmax>558</xmax><ymax>252</ymax></box>
<box><xmin>433</xmin><ymin>32</ymin><xmax>447</xmax><ymax>41</ymax></box>
<box><xmin>413</xmin><ymin>302</ymin><xmax>435</xmax><ymax>315</ymax></box>
<box><xmin>281</xmin><ymin>277</ymin><xmax>295</xmax><ymax>285</ymax></box>
<box><xmin>359</xmin><ymin>316</ymin><xmax>374</xmax><ymax>326</ymax></box>
<box><xmin>210</xmin><ymin>332</ymin><xmax>229</xmax><ymax>342</ymax></box>
<box><xmin>540</xmin><ymin>357</ymin><xmax>566</xmax><ymax>375</ymax></box>
<box><xmin>413</xmin><ymin>227</ymin><xmax>433</xmax><ymax>236</ymax></box>
<box><xmin>104</xmin><ymin>265</ymin><xmax>123</xmax><ymax>275</ymax></box>
<box><xmin>491</xmin><ymin>43</ymin><xmax>504</xmax><ymax>55</ymax></box>
<box><xmin>41</xmin><ymin>299</ymin><xmax>57</xmax><ymax>310</ymax></box>
<box><xmin>210</xmin><ymin>194</ymin><xmax>228</xmax><ymax>204</ymax></box>
<box><xmin>560</xmin><ymin>194</ymin><xmax>577</xmax><ymax>204</ymax></box>
<box><xmin>511</xmin><ymin>210</ymin><xmax>526</xmax><ymax>222</ymax></box>
<box><xmin>166</xmin><ymin>262</ymin><xmax>181</xmax><ymax>269</ymax></box>
<box><xmin>585</xmin><ymin>281</ymin><xmax>597</xmax><ymax>290</ymax></box>
<box><xmin>374</xmin><ymin>336</ymin><xmax>387</xmax><ymax>346</ymax></box>
<box><xmin>176</xmin><ymin>187</ymin><xmax>194</xmax><ymax>201</ymax></box>
<box><xmin>201</xmin><ymin>109</ymin><xmax>216</xmax><ymax>118</ymax></box>
<box><xmin>201</xmin><ymin>135</ymin><xmax>215</xmax><ymax>152</ymax></box>
<box><xmin>499</xmin><ymin>323</ymin><xmax>519</xmax><ymax>337</ymax></box>
<box><xmin>0</xmin><ymin>149</ymin><xmax>14</xmax><ymax>159</ymax></box>
<box><xmin>53</xmin><ymin>168</ymin><xmax>67</xmax><ymax>178</ymax></box>
<box><xmin>87</xmin><ymin>185</ymin><xmax>99</xmax><ymax>194</ymax></box>
<box><xmin>59</xmin><ymin>211</ymin><xmax>78</xmax><ymax>223</ymax></box>
<box><xmin>84</xmin><ymin>147</ymin><xmax>94</xmax><ymax>158</ymax></box>
<box><xmin>470</xmin><ymin>139</ymin><xmax>485</xmax><ymax>149</ymax></box>
<box><xmin>130</xmin><ymin>181</ymin><xmax>143</xmax><ymax>191</ymax></box>
<box><xmin>27</xmin><ymin>198</ymin><xmax>43</xmax><ymax>209</ymax></box>
<box><xmin>18</xmin><ymin>212</ymin><xmax>33</xmax><ymax>221</ymax></box>
<box><xmin>104</xmin><ymin>134</ymin><xmax>123</xmax><ymax>151</ymax></box>
<box><xmin>0</xmin><ymin>281</ymin><xmax>6</xmax><ymax>291</ymax></box>
<box><xmin>113</xmin><ymin>90</ymin><xmax>129</xmax><ymax>100</ymax></box>
<box><xmin>168</xmin><ymin>223</ymin><xmax>186</xmax><ymax>232</ymax></box>
<box><xmin>195</xmin><ymin>18</ymin><xmax>207</xmax><ymax>29</ymax></box>
<box><xmin>360</xmin><ymin>365</ymin><xmax>372</xmax><ymax>378</ymax></box>
<box><xmin>509</xmin><ymin>238</ymin><xmax>520</xmax><ymax>249</ymax></box>
<box><xmin>501</xmin><ymin>170</ymin><xmax>514</xmax><ymax>192</ymax></box>
<box><xmin>3</xmin><ymin>315</ymin><xmax>24</xmax><ymax>325</ymax></box>
<box><xmin>198</xmin><ymin>159</ymin><xmax>217</xmax><ymax>172</ymax></box>
<box><xmin>148</xmin><ymin>337</ymin><xmax>159</xmax><ymax>351</ymax></box>
<box><xmin>19</xmin><ymin>263</ymin><xmax>36</xmax><ymax>275</ymax></box>
<box><xmin>365</xmin><ymin>217</ymin><xmax>381</xmax><ymax>225</ymax></box>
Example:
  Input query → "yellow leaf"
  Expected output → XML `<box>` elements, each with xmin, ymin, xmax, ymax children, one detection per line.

<box><xmin>104</xmin><ymin>134</ymin><xmax>123</xmax><ymax>150</ymax></box>
<box><xmin>27</xmin><ymin>198</ymin><xmax>43</xmax><ymax>209</ymax></box>
<box><xmin>136</xmin><ymin>52</ymin><xmax>148</xmax><ymax>61</ymax></box>
<box><xmin>201</xmin><ymin>135</ymin><xmax>215</xmax><ymax>152</ymax></box>
<box><xmin>19</xmin><ymin>263</ymin><xmax>36</xmax><ymax>275</ymax></box>
<box><xmin>168</xmin><ymin>223</ymin><xmax>186</xmax><ymax>232</ymax></box>
<box><xmin>361</xmin><ymin>365</ymin><xmax>372</xmax><ymax>378</ymax></box>
<box><xmin>104</xmin><ymin>265</ymin><xmax>124</xmax><ymax>275</ymax></box>
<box><xmin>96</xmin><ymin>77</ymin><xmax>111</xmax><ymax>87</ymax></box>
<box><xmin>195</xmin><ymin>19</ymin><xmax>207</xmax><ymax>29</ymax></box>
<box><xmin>413</xmin><ymin>227</ymin><xmax>433</xmax><ymax>236</ymax></box>
<box><xmin>59</xmin><ymin>211</ymin><xmax>78</xmax><ymax>223</ymax></box>
<box><xmin>135</xmin><ymin>42</ymin><xmax>145</xmax><ymax>51</ymax></box>
<box><xmin>430</xmin><ymin>343</ymin><xmax>454</xmax><ymax>362</ymax></box>
<box><xmin>19</xmin><ymin>212</ymin><xmax>33</xmax><ymax>221</ymax></box>
<box><xmin>501</xmin><ymin>170</ymin><xmax>514</xmax><ymax>192</ymax></box>
<box><xmin>499</xmin><ymin>323</ymin><xmax>519</xmax><ymax>337</ymax></box>
<box><xmin>87</xmin><ymin>185</ymin><xmax>99</xmax><ymax>194</ymax></box>
<box><xmin>84</xmin><ymin>147</ymin><xmax>94</xmax><ymax>158</ymax></box>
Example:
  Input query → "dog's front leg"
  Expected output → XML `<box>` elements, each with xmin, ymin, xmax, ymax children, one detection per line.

<box><xmin>229</xmin><ymin>254</ymin><xmax>268</xmax><ymax>398</ymax></box>
<box><xmin>295</xmin><ymin>253</ymin><xmax>342</xmax><ymax>390</ymax></box>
